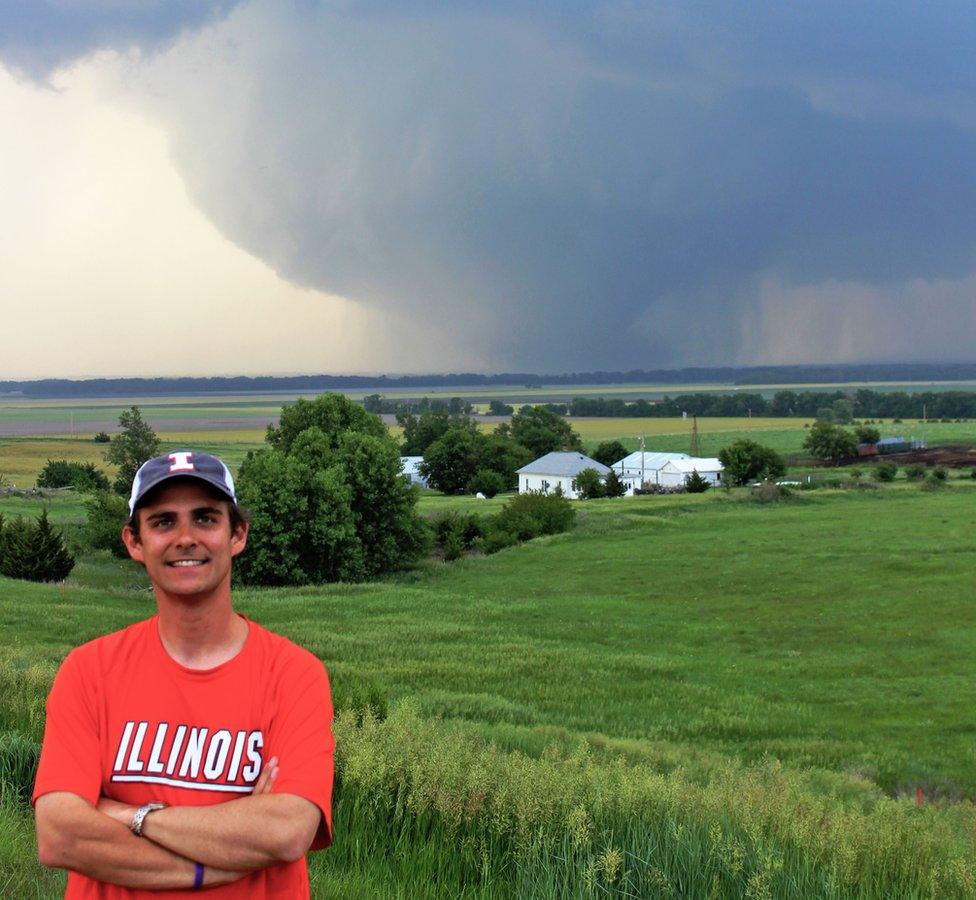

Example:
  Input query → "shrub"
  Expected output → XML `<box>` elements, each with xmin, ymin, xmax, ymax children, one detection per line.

<box><xmin>854</xmin><ymin>425</ymin><xmax>881</xmax><ymax>444</ymax></box>
<box><xmin>93</xmin><ymin>431</ymin><xmax>111</xmax><ymax>443</ymax></box>
<box><xmin>931</xmin><ymin>466</ymin><xmax>948</xmax><ymax>481</ymax></box>
<box><xmin>848</xmin><ymin>467</ymin><xmax>862</xmax><ymax>481</ymax></box>
<box><xmin>493</xmin><ymin>492</ymin><xmax>575</xmax><ymax>541</ymax></box>
<box><xmin>481</xmin><ymin>527</ymin><xmax>520</xmax><ymax>554</ymax></box>
<box><xmin>467</xmin><ymin>468</ymin><xmax>507</xmax><ymax>498</ymax></box>
<box><xmin>970</xmin><ymin>468</ymin><xmax>976</xmax><ymax>480</ymax></box>
<box><xmin>685</xmin><ymin>470</ymin><xmax>710</xmax><ymax>493</ymax></box>
<box><xmin>802</xmin><ymin>422</ymin><xmax>858</xmax><ymax>464</ymax></box>
<box><xmin>0</xmin><ymin>510</ymin><xmax>75</xmax><ymax>582</ymax></box>
<box><xmin>37</xmin><ymin>459</ymin><xmax>109</xmax><ymax>492</ymax></box>
<box><xmin>84</xmin><ymin>491</ymin><xmax>130</xmax><ymax>558</ymax></box>
<box><xmin>905</xmin><ymin>464</ymin><xmax>926</xmax><ymax>482</ymax></box>
<box><xmin>872</xmin><ymin>462</ymin><xmax>897</xmax><ymax>483</ymax></box>
<box><xmin>751</xmin><ymin>481</ymin><xmax>791</xmax><ymax>503</ymax></box>
<box><xmin>572</xmin><ymin>468</ymin><xmax>605</xmax><ymax>500</ymax></box>
<box><xmin>430</xmin><ymin>511</ymin><xmax>485</xmax><ymax>560</ymax></box>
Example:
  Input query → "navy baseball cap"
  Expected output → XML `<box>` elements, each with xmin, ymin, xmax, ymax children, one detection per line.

<box><xmin>128</xmin><ymin>450</ymin><xmax>237</xmax><ymax>514</ymax></box>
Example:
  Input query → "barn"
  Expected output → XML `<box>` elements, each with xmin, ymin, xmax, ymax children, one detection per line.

<box><xmin>611</xmin><ymin>451</ymin><xmax>691</xmax><ymax>490</ymax></box>
<box><xmin>657</xmin><ymin>457</ymin><xmax>724</xmax><ymax>488</ymax></box>
<box><xmin>516</xmin><ymin>452</ymin><xmax>610</xmax><ymax>499</ymax></box>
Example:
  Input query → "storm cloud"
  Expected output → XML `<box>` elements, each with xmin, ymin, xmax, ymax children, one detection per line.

<box><xmin>6</xmin><ymin>1</ymin><xmax>976</xmax><ymax>370</ymax></box>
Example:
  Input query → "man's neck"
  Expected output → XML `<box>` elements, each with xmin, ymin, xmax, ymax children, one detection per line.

<box><xmin>155</xmin><ymin>593</ymin><xmax>249</xmax><ymax>670</ymax></box>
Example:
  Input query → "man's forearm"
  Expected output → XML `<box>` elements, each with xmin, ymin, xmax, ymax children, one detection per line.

<box><xmin>137</xmin><ymin>793</ymin><xmax>321</xmax><ymax>871</ymax></box>
<box><xmin>35</xmin><ymin>793</ymin><xmax>243</xmax><ymax>890</ymax></box>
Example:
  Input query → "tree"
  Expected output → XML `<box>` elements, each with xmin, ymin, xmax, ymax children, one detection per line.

<box><xmin>267</xmin><ymin>393</ymin><xmax>386</xmax><ymax>453</ymax></box>
<box><xmin>397</xmin><ymin>408</ymin><xmax>477</xmax><ymax>456</ymax></box>
<box><xmin>603</xmin><ymin>468</ymin><xmax>627</xmax><ymax>498</ymax></box>
<box><xmin>832</xmin><ymin>398</ymin><xmax>855</xmax><ymax>424</ymax></box>
<box><xmin>105</xmin><ymin>406</ymin><xmax>160</xmax><ymax>494</ymax></box>
<box><xmin>572</xmin><ymin>468</ymin><xmax>605</xmax><ymax>500</ymax></box>
<box><xmin>0</xmin><ymin>510</ymin><xmax>75</xmax><ymax>582</ymax></box>
<box><xmin>467</xmin><ymin>468</ymin><xmax>507</xmax><ymax>498</ymax></box>
<box><xmin>685</xmin><ymin>470</ymin><xmax>710</xmax><ymax>493</ymax></box>
<box><xmin>418</xmin><ymin>428</ymin><xmax>484</xmax><ymax>494</ymax></box>
<box><xmin>802</xmin><ymin>421</ymin><xmax>858</xmax><ymax>464</ymax></box>
<box><xmin>815</xmin><ymin>407</ymin><xmax>836</xmax><ymax>423</ymax></box>
<box><xmin>487</xmin><ymin>399</ymin><xmax>514</xmax><ymax>416</ymax></box>
<box><xmin>478</xmin><ymin>431</ymin><xmax>532</xmax><ymax>489</ymax></box>
<box><xmin>854</xmin><ymin>425</ymin><xmax>881</xmax><ymax>444</ymax></box>
<box><xmin>592</xmin><ymin>440</ymin><xmax>628</xmax><ymax>467</ymax></box>
<box><xmin>718</xmin><ymin>440</ymin><xmax>786</xmax><ymax>486</ymax></box>
<box><xmin>508</xmin><ymin>405</ymin><xmax>583</xmax><ymax>457</ymax></box>
<box><xmin>38</xmin><ymin>459</ymin><xmax>109</xmax><ymax>492</ymax></box>
<box><xmin>235</xmin><ymin>410</ymin><xmax>427</xmax><ymax>585</ymax></box>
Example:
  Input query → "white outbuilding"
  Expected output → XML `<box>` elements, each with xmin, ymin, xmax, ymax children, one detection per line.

<box><xmin>656</xmin><ymin>457</ymin><xmax>724</xmax><ymax>488</ymax></box>
<box><xmin>611</xmin><ymin>451</ymin><xmax>691</xmax><ymax>490</ymax></box>
<box><xmin>516</xmin><ymin>452</ymin><xmax>610</xmax><ymax>499</ymax></box>
<box><xmin>399</xmin><ymin>456</ymin><xmax>428</xmax><ymax>487</ymax></box>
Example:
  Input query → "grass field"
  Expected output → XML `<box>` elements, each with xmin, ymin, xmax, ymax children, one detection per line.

<box><xmin>3</xmin><ymin>484</ymin><xmax>976</xmax><ymax>896</ymax></box>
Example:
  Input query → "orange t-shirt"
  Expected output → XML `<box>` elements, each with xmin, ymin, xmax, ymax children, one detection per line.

<box><xmin>32</xmin><ymin>615</ymin><xmax>334</xmax><ymax>898</ymax></box>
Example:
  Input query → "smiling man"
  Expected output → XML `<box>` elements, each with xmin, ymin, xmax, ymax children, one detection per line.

<box><xmin>32</xmin><ymin>451</ymin><xmax>334</xmax><ymax>898</ymax></box>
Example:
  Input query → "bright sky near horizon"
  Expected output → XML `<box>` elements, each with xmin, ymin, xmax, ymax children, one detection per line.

<box><xmin>2</xmin><ymin>2</ymin><xmax>976</xmax><ymax>379</ymax></box>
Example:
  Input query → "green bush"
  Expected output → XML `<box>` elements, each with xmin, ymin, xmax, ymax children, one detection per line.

<box><xmin>84</xmin><ymin>491</ymin><xmax>130</xmax><ymax>558</ymax></box>
<box><xmin>93</xmin><ymin>431</ymin><xmax>111</xmax><ymax>443</ymax></box>
<box><xmin>685</xmin><ymin>470</ymin><xmax>710</xmax><ymax>493</ymax></box>
<box><xmin>430</xmin><ymin>511</ymin><xmax>485</xmax><ymax>560</ymax></box>
<box><xmin>493</xmin><ymin>491</ymin><xmax>575</xmax><ymax>540</ymax></box>
<box><xmin>572</xmin><ymin>468</ymin><xmax>605</xmax><ymax>500</ymax></box>
<box><xmin>872</xmin><ymin>462</ymin><xmax>898</xmax><ymax>482</ymax></box>
<box><xmin>36</xmin><ymin>459</ymin><xmax>109</xmax><ymax>492</ymax></box>
<box><xmin>467</xmin><ymin>468</ymin><xmax>507</xmax><ymax>498</ymax></box>
<box><xmin>932</xmin><ymin>467</ymin><xmax>948</xmax><ymax>481</ymax></box>
<box><xmin>0</xmin><ymin>510</ymin><xmax>75</xmax><ymax>582</ymax></box>
<box><xmin>718</xmin><ymin>440</ymin><xmax>785</xmax><ymax>486</ymax></box>
<box><xmin>481</xmin><ymin>526</ymin><xmax>520</xmax><ymax>555</ymax></box>
<box><xmin>905</xmin><ymin>464</ymin><xmax>927</xmax><ymax>482</ymax></box>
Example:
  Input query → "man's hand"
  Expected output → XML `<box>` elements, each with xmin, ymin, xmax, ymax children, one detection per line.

<box><xmin>96</xmin><ymin>755</ymin><xmax>322</xmax><ymax>872</ymax></box>
<box><xmin>35</xmin><ymin>792</ymin><xmax>246</xmax><ymax>890</ymax></box>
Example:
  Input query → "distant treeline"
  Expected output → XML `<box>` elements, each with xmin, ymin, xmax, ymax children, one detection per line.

<box><xmin>6</xmin><ymin>362</ymin><xmax>976</xmax><ymax>398</ymax></box>
<box><xmin>567</xmin><ymin>389</ymin><xmax>976</xmax><ymax>419</ymax></box>
<box><xmin>363</xmin><ymin>395</ymin><xmax>473</xmax><ymax>415</ymax></box>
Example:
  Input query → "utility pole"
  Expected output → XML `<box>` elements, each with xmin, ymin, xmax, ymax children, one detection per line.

<box><xmin>690</xmin><ymin>416</ymin><xmax>701</xmax><ymax>457</ymax></box>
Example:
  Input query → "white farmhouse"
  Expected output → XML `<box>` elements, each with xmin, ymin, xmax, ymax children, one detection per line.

<box><xmin>611</xmin><ymin>451</ymin><xmax>691</xmax><ymax>492</ymax></box>
<box><xmin>657</xmin><ymin>457</ymin><xmax>724</xmax><ymax>488</ymax></box>
<box><xmin>516</xmin><ymin>452</ymin><xmax>610</xmax><ymax>499</ymax></box>
<box><xmin>399</xmin><ymin>456</ymin><xmax>428</xmax><ymax>487</ymax></box>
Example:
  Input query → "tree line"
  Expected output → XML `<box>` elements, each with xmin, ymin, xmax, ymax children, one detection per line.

<box><xmin>564</xmin><ymin>389</ymin><xmax>976</xmax><ymax>419</ymax></box>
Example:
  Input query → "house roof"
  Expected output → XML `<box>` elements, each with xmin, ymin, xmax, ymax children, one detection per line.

<box><xmin>516</xmin><ymin>452</ymin><xmax>611</xmax><ymax>477</ymax></box>
<box><xmin>612</xmin><ymin>451</ymin><xmax>690</xmax><ymax>471</ymax></box>
<box><xmin>661</xmin><ymin>457</ymin><xmax>723</xmax><ymax>473</ymax></box>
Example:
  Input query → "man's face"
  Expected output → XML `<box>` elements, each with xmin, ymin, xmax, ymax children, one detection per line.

<box><xmin>122</xmin><ymin>481</ymin><xmax>247</xmax><ymax>602</ymax></box>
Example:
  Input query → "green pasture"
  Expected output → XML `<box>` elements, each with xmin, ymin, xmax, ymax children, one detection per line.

<box><xmin>3</xmin><ymin>485</ymin><xmax>976</xmax><ymax>896</ymax></box>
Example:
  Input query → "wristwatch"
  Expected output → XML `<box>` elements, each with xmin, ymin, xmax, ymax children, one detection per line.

<box><xmin>130</xmin><ymin>802</ymin><xmax>166</xmax><ymax>837</ymax></box>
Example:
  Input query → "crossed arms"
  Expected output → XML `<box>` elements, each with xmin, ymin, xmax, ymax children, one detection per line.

<box><xmin>35</xmin><ymin>759</ymin><xmax>322</xmax><ymax>891</ymax></box>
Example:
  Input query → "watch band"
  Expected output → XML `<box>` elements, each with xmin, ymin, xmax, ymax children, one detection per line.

<box><xmin>131</xmin><ymin>802</ymin><xmax>166</xmax><ymax>837</ymax></box>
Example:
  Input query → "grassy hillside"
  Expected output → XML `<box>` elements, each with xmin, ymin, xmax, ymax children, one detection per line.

<box><xmin>3</xmin><ymin>486</ymin><xmax>976</xmax><ymax>896</ymax></box>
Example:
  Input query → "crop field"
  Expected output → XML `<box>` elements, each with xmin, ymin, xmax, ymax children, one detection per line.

<box><xmin>3</xmin><ymin>483</ymin><xmax>976</xmax><ymax>897</ymax></box>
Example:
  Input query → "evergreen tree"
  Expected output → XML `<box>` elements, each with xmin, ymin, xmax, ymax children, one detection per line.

<box><xmin>603</xmin><ymin>469</ymin><xmax>628</xmax><ymax>497</ymax></box>
<box><xmin>0</xmin><ymin>510</ymin><xmax>75</xmax><ymax>582</ymax></box>
<box><xmin>685</xmin><ymin>470</ymin><xmax>711</xmax><ymax>493</ymax></box>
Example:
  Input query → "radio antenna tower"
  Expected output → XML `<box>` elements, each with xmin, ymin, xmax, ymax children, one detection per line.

<box><xmin>690</xmin><ymin>416</ymin><xmax>701</xmax><ymax>456</ymax></box>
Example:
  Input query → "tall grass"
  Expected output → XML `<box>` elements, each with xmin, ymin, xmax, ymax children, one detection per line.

<box><xmin>311</xmin><ymin>702</ymin><xmax>976</xmax><ymax>897</ymax></box>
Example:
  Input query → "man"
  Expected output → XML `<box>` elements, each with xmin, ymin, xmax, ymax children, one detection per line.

<box><xmin>33</xmin><ymin>450</ymin><xmax>334</xmax><ymax>897</ymax></box>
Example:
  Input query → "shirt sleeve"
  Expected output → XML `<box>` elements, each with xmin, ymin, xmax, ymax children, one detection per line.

<box><xmin>266</xmin><ymin>649</ymin><xmax>335</xmax><ymax>850</ymax></box>
<box><xmin>32</xmin><ymin>649</ymin><xmax>103</xmax><ymax>807</ymax></box>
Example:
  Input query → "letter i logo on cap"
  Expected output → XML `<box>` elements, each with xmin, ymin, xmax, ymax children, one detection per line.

<box><xmin>168</xmin><ymin>452</ymin><xmax>195</xmax><ymax>472</ymax></box>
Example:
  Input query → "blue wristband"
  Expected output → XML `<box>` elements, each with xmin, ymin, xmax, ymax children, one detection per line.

<box><xmin>193</xmin><ymin>862</ymin><xmax>205</xmax><ymax>890</ymax></box>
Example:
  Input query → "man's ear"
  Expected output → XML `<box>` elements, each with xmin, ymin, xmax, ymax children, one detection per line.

<box><xmin>121</xmin><ymin>524</ymin><xmax>144</xmax><ymax>563</ymax></box>
<box><xmin>230</xmin><ymin>520</ymin><xmax>248</xmax><ymax>559</ymax></box>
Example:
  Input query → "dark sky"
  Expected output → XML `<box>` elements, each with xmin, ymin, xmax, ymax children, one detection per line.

<box><xmin>4</xmin><ymin>1</ymin><xmax>976</xmax><ymax>371</ymax></box>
